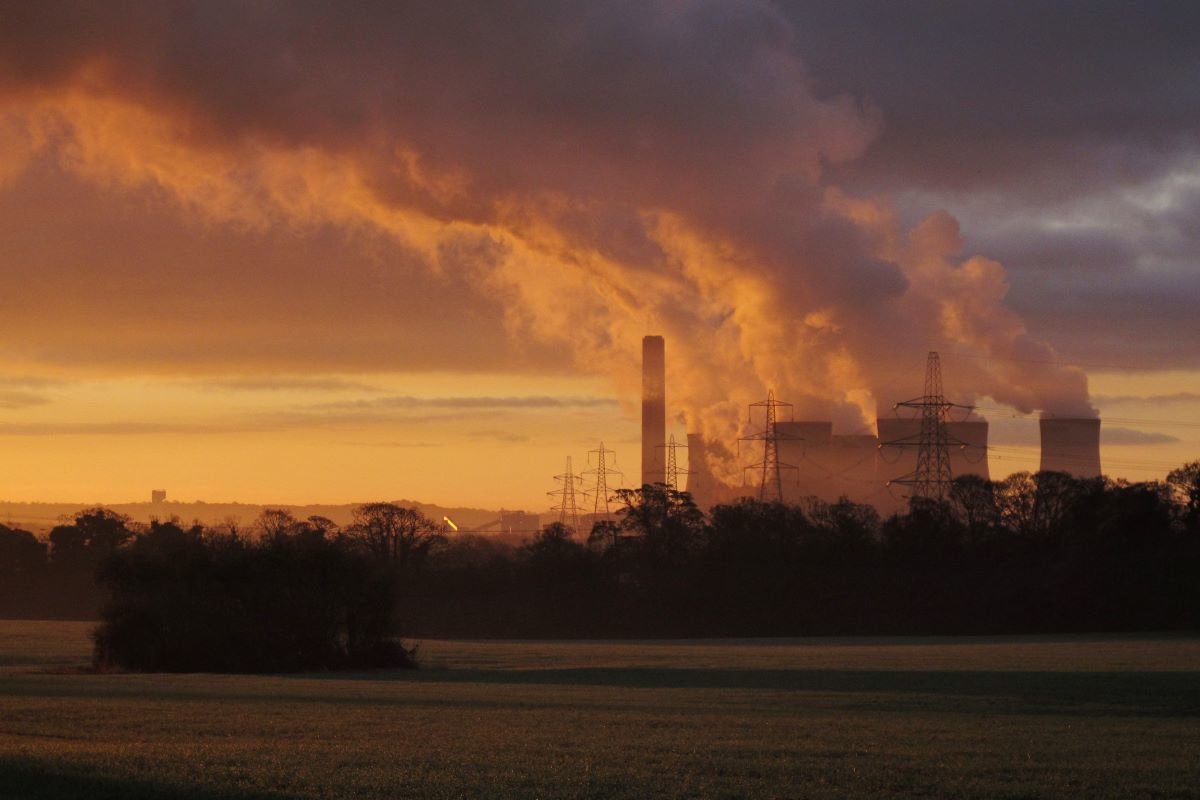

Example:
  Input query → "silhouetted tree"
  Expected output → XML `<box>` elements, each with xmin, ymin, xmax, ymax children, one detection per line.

<box><xmin>883</xmin><ymin>498</ymin><xmax>963</xmax><ymax>561</ymax></box>
<box><xmin>615</xmin><ymin>484</ymin><xmax>705</xmax><ymax>570</ymax></box>
<box><xmin>94</xmin><ymin>523</ymin><xmax>409</xmax><ymax>672</ymax></box>
<box><xmin>0</xmin><ymin>524</ymin><xmax>49</xmax><ymax>617</ymax></box>
<box><xmin>48</xmin><ymin>507</ymin><xmax>134</xmax><ymax>577</ymax></box>
<box><xmin>805</xmin><ymin>496</ymin><xmax>880</xmax><ymax>546</ymax></box>
<box><xmin>948</xmin><ymin>474</ymin><xmax>999</xmax><ymax>545</ymax></box>
<box><xmin>347</xmin><ymin>503</ymin><xmax>443</xmax><ymax>574</ymax></box>
<box><xmin>995</xmin><ymin>471</ymin><xmax>1082</xmax><ymax>538</ymax></box>
<box><xmin>588</xmin><ymin>519</ymin><xmax>620</xmax><ymax>549</ymax></box>
<box><xmin>524</xmin><ymin>522</ymin><xmax>590</xmax><ymax>584</ymax></box>
<box><xmin>253</xmin><ymin>508</ymin><xmax>305</xmax><ymax>542</ymax></box>
<box><xmin>0</xmin><ymin>524</ymin><xmax>46</xmax><ymax>575</ymax></box>
<box><xmin>1168</xmin><ymin>461</ymin><xmax>1200</xmax><ymax>533</ymax></box>
<box><xmin>707</xmin><ymin>499</ymin><xmax>810</xmax><ymax>563</ymax></box>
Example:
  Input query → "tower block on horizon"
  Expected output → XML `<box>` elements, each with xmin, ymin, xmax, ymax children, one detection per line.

<box><xmin>641</xmin><ymin>335</ymin><xmax>666</xmax><ymax>487</ymax></box>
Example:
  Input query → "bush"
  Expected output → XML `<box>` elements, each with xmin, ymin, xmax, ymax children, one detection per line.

<box><xmin>93</xmin><ymin>523</ymin><xmax>414</xmax><ymax>673</ymax></box>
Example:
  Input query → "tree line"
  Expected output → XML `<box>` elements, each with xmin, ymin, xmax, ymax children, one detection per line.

<box><xmin>404</xmin><ymin>464</ymin><xmax>1200</xmax><ymax>638</ymax></box>
<box><xmin>0</xmin><ymin>462</ymin><xmax>1197</xmax><ymax>669</ymax></box>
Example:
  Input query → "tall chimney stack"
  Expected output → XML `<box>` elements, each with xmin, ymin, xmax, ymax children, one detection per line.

<box><xmin>642</xmin><ymin>335</ymin><xmax>666</xmax><ymax>487</ymax></box>
<box><xmin>1039</xmin><ymin>417</ymin><xmax>1102</xmax><ymax>478</ymax></box>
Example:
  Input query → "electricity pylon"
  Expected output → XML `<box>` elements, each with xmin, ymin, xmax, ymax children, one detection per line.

<box><xmin>882</xmin><ymin>351</ymin><xmax>974</xmax><ymax>501</ymax></box>
<box><xmin>739</xmin><ymin>390</ymin><xmax>799</xmax><ymax>503</ymax></box>
<box><xmin>582</xmin><ymin>442</ymin><xmax>622</xmax><ymax>521</ymax></box>
<box><xmin>656</xmin><ymin>434</ymin><xmax>689</xmax><ymax>491</ymax></box>
<box><xmin>548</xmin><ymin>456</ymin><xmax>584</xmax><ymax>531</ymax></box>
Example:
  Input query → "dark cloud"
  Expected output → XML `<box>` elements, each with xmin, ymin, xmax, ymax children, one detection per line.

<box><xmin>0</xmin><ymin>2</ymin><xmax>862</xmax><ymax>193</ymax></box>
<box><xmin>467</xmin><ymin>430</ymin><xmax>533</xmax><ymax>444</ymax></box>
<box><xmin>1007</xmin><ymin>272</ymin><xmax>1200</xmax><ymax>366</ymax></box>
<box><xmin>0</xmin><ymin>162</ymin><xmax>556</xmax><ymax>374</ymax></box>
<box><xmin>1101</xmin><ymin>427</ymin><xmax>1181</xmax><ymax>446</ymax></box>
<box><xmin>0</xmin><ymin>421</ymin><xmax>232</xmax><ymax>436</ymax></box>
<box><xmin>971</xmin><ymin>228</ymin><xmax>1138</xmax><ymax>276</ymax></box>
<box><xmin>783</xmin><ymin>0</ymin><xmax>1200</xmax><ymax>195</ymax></box>
<box><xmin>0</xmin><ymin>376</ymin><xmax>69</xmax><ymax>388</ymax></box>
<box><xmin>314</xmin><ymin>395</ymin><xmax>619</xmax><ymax>412</ymax></box>
<box><xmin>192</xmin><ymin>376</ymin><xmax>384</xmax><ymax>393</ymax></box>
<box><xmin>343</xmin><ymin>441</ymin><xmax>440</xmax><ymax>449</ymax></box>
<box><xmin>773</xmin><ymin>1</ymin><xmax>1200</xmax><ymax>369</ymax></box>
<box><xmin>0</xmin><ymin>0</ymin><xmax>1186</xmax><ymax>442</ymax></box>
<box><xmin>1095</xmin><ymin>392</ymin><xmax>1200</xmax><ymax>406</ymax></box>
<box><xmin>0</xmin><ymin>390</ymin><xmax>51</xmax><ymax>409</ymax></box>
<box><xmin>985</xmin><ymin>420</ymin><xmax>1183</xmax><ymax>451</ymax></box>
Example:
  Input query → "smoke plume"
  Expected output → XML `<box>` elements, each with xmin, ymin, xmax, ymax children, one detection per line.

<box><xmin>0</xmin><ymin>1</ymin><xmax>1094</xmax><ymax>482</ymax></box>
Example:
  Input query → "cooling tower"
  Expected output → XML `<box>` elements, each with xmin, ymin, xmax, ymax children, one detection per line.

<box><xmin>828</xmin><ymin>434</ymin><xmax>881</xmax><ymax>504</ymax></box>
<box><xmin>876</xmin><ymin>417</ymin><xmax>922</xmax><ymax>515</ymax></box>
<box><xmin>775</xmin><ymin>421</ymin><xmax>832</xmax><ymax>501</ymax></box>
<box><xmin>876</xmin><ymin>417</ymin><xmax>921</xmax><ymax>479</ymax></box>
<box><xmin>1039</xmin><ymin>417</ymin><xmax>1102</xmax><ymax>477</ymax></box>
<box><xmin>641</xmin><ymin>335</ymin><xmax>666</xmax><ymax>487</ymax></box>
<box><xmin>945</xmin><ymin>420</ymin><xmax>990</xmax><ymax>480</ymax></box>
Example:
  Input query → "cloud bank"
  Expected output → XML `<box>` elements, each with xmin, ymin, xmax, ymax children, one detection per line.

<box><xmin>0</xmin><ymin>1</ymin><xmax>1124</xmax><ymax>481</ymax></box>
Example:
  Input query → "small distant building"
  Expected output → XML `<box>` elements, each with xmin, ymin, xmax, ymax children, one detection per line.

<box><xmin>151</xmin><ymin>489</ymin><xmax>167</xmax><ymax>504</ymax></box>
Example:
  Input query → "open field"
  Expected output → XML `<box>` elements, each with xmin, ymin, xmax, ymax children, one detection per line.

<box><xmin>1</xmin><ymin>621</ymin><xmax>1198</xmax><ymax>799</ymax></box>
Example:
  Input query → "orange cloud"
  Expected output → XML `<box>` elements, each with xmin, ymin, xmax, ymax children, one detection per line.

<box><xmin>0</xmin><ymin>2</ymin><xmax>1098</xmax><ymax>488</ymax></box>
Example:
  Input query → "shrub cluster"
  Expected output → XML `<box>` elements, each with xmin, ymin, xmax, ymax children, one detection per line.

<box><xmin>92</xmin><ymin>517</ymin><xmax>410</xmax><ymax>672</ymax></box>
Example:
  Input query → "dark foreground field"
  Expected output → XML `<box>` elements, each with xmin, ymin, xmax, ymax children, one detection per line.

<box><xmin>1</xmin><ymin>621</ymin><xmax>1198</xmax><ymax>799</ymax></box>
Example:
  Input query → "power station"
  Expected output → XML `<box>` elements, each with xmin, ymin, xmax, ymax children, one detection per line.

<box><xmin>561</xmin><ymin>336</ymin><xmax>1104</xmax><ymax>519</ymax></box>
<box><xmin>624</xmin><ymin>338</ymin><xmax>1104</xmax><ymax>512</ymax></box>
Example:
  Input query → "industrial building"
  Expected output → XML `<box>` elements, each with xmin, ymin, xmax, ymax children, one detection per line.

<box><xmin>639</xmin><ymin>335</ymin><xmax>1103</xmax><ymax>512</ymax></box>
<box><xmin>687</xmin><ymin>412</ymin><xmax>1103</xmax><ymax>513</ymax></box>
<box><xmin>691</xmin><ymin>417</ymin><xmax>992</xmax><ymax>513</ymax></box>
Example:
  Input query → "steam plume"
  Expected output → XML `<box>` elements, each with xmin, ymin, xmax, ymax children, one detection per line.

<box><xmin>0</xmin><ymin>1</ymin><xmax>1093</xmax><ymax>482</ymax></box>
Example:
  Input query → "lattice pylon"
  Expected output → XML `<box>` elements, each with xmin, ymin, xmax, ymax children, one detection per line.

<box><xmin>547</xmin><ymin>456</ymin><xmax>584</xmax><ymax>532</ymax></box>
<box><xmin>882</xmin><ymin>351</ymin><xmax>974</xmax><ymax>502</ymax></box>
<box><xmin>582</xmin><ymin>442</ymin><xmax>622</xmax><ymax>521</ymax></box>
<box><xmin>657</xmin><ymin>434</ymin><xmax>689</xmax><ymax>492</ymax></box>
<box><xmin>739</xmin><ymin>389</ymin><xmax>800</xmax><ymax>503</ymax></box>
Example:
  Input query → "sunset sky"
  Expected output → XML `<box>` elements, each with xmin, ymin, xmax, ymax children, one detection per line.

<box><xmin>0</xmin><ymin>1</ymin><xmax>1196</xmax><ymax>510</ymax></box>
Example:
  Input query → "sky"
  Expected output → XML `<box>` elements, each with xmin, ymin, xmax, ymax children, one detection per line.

<box><xmin>0</xmin><ymin>1</ymin><xmax>1195</xmax><ymax>509</ymax></box>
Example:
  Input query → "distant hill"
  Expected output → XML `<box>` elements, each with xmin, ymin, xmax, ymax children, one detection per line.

<box><xmin>0</xmin><ymin>499</ymin><xmax>539</xmax><ymax>536</ymax></box>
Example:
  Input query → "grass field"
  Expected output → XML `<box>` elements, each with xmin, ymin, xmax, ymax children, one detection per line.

<box><xmin>1</xmin><ymin>621</ymin><xmax>1198</xmax><ymax>799</ymax></box>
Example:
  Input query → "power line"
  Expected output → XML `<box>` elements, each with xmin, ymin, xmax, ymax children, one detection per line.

<box><xmin>547</xmin><ymin>456</ymin><xmax>583</xmax><ymax>532</ymax></box>
<box><xmin>739</xmin><ymin>390</ymin><xmax>799</xmax><ymax>503</ymax></box>
<box><xmin>972</xmin><ymin>406</ymin><xmax>1200</xmax><ymax>431</ymax></box>
<box><xmin>882</xmin><ymin>352</ymin><xmax>972</xmax><ymax>501</ymax></box>
<box><xmin>984</xmin><ymin>445</ymin><xmax>1188</xmax><ymax>472</ymax></box>
<box><xmin>941</xmin><ymin>349</ymin><xmax>1187</xmax><ymax>373</ymax></box>
<box><xmin>582</xmin><ymin>443</ymin><xmax>621</xmax><ymax>522</ymax></box>
<box><xmin>657</xmin><ymin>434</ymin><xmax>689</xmax><ymax>492</ymax></box>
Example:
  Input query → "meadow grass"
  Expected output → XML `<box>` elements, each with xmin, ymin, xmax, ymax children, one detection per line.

<box><xmin>1</xmin><ymin>620</ymin><xmax>1198</xmax><ymax>799</ymax></box>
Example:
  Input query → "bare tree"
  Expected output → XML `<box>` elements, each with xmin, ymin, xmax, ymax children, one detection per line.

<box><xmin>1167</xmin><ymin>461</ymin><xmax>1200</xmax><ymax>533</ymax></box>
<box><xmin>347</xmin><ymin>503</ymin><xmax>443</xmax><ymax>573</ymax></box>
<box><xmin>995</xmin><ymin>471</ymin><xmax>1081</xmax><ymax>538</ymax></box>
<box><xmin>948</xmin><ymin>474</ymin><xmax>998</xmax><ymax>545</ymax></box>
